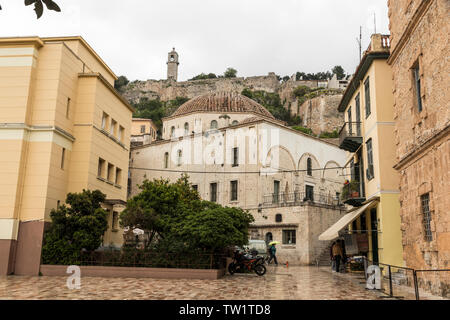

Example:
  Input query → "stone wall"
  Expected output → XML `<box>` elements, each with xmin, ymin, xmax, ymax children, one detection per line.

<box><xmin>388</xmin><ymin>0</ymin><xmax>450</xmax><ymax>297</ymax></box>
<box><xmin>249</xmin><ymin>204</ymin><xmax>346</xmax><ymax>265</ymax></box>
<box><xmin>122</xmin><ymin>72</ymin><xmax>281</xmax><ymax>104</ymax></box>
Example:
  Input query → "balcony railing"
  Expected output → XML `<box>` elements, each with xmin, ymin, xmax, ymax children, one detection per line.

<box><xmin>263</xmin><ymin>191</ymin><xmax>343</xmax><ymax>208</ymax></box>
<box><xmin>339</xmin><ymin>122</ymin><xmax>363</xmax><ymax>152</ymax></box>
<box><xmin>341</xmin><ymin>181</ymin><xmax>366</xmax><ymax>207</ymax></box>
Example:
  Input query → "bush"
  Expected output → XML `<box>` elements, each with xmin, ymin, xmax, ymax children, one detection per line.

<box><xmin>292</xmin><ymin>126</ymin><xmax>314</xmax><ymax>136</ymax></box>
<box><xmin>319</xmin><ymin>130</ymin><xmax>339</xmax><ymax>139</ymax></box>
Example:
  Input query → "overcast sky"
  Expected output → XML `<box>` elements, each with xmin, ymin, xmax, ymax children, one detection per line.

<box><xmin>0</xmin><ymin>0</ymin><xmax>390</xmax><ymax>81</ymax></box>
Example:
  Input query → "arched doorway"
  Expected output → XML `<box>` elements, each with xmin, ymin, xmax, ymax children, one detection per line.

<box><xmin>265</xmin><ymin>232</ymin><xmax>273</xmax><ymax>244</ymax></box>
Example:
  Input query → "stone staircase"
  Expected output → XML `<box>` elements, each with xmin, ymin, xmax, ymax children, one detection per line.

<box><xmin>314</xmin><ymin>241</ymin><xmax>333</xmax><ymax>267</ymax></box>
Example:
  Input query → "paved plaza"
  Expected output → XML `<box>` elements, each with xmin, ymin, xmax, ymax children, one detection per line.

<box><xmin>2</xmin><ymin>265</ymin><xmax>444</xmax><ymax>300</ymax></box>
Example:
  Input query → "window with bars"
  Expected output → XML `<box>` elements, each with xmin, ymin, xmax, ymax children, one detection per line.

<box><xmin>282</xmin><ymin>230</ymin><xmax>296</xmax><ymax>244</ymax></box>
<box><xmin>421</xmin><ymin>194</ymin><xmax>433</xmax><ymax>242</ymax></box>
<box><xmin>230</xmin><ymin>180</ymin><xmax>238</xmax><ymax>201</ymax></box>
<box><xmin>232</xmin><ymin>147</ymin><xmax>239</xmax><ymax>167</ymax></box>
<box><xmin>210</xmin><ymin>183</ymin><xmax>218</xmax><ymax>202</ymax></box>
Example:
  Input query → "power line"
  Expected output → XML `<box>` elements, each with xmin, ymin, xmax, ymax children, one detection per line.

<box><xmin>129</xmin><ymin>166</ymin><xmax>345</xmax><ymax>175</ymax></box>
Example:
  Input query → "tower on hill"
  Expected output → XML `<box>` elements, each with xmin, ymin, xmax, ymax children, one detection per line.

<box><xmin>167</xmin><ymin>48</ymin><xmax>179</xmax><ymax>81</ymax></box>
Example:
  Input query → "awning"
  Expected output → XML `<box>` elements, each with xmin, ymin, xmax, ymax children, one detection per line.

<box><xmin>319</xmin><ymin>200</ymin><xmax>377</xmax><ymax>241</ymax></box>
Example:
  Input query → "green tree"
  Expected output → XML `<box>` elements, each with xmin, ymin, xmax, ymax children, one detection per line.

<box><xmin>121</xmin><ymin>175</ymin><xmax>254</xmax><ymax>252</ymax></box>
<box><xmin>190</xmin><ymin>73</ymin><xmax>217</xmax><ymax>80</ymax></box>
<box><xmin>41</xmin><ymin>189</ymin><xmax>109</xmax><ymax>264</ymax></box>
<box><xmin>293</xmin><ymin>85</ymin><xmax>311</xmax><ymax>98</ymax></box>
<box><xmin>0</xmin><ymin>0</ymin><xmax>61</xmax><ymax>19</ymax></box>
<box><xmin>224</xmin><ymin>67</ymin><xmax>237</xmax><ymax>78</ymax></box>
<box><xmin>114</xmin><ymin>75</ymin><xmax>129</xmax><ymax>91</ymax></box>
<box><xmin>132</xmin><ymin>96</ymin><xmax>189</xmax><ymax>133</ymax></box>
<box><xmin>332</xmin><ymin>65</ymin><xmax>346</xmax><ymax>80</ymax></box>
<box><xmin>174</xmin><ymin>203</ymin><xmax>254</xmax><ymax>251</ymax></box>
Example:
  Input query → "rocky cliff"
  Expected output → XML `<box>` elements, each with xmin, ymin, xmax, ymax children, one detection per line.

<box><xmin>120</xmin><ymin>72</ymin><xmax>345</xmax><ymax>134</ymax></box>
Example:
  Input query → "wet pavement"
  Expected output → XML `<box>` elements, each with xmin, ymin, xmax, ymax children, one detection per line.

<box><xmin>0</xmin><ymin>266</ymin><xmax>445</xmax><ymax>300</ymax></box>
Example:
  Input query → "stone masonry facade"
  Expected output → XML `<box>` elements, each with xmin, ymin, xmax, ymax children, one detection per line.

<box><xmin>388</xmin><ymin>0</ymin><xmax>449</xmax><ymax>296</ymax></box>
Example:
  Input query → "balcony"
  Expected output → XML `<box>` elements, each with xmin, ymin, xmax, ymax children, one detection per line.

<box><xmin>262</xmin><ymin>192</ymin><xmax>343</xmax><ymax>208</ymax></box>
<box><xmin>341</xmin><ymin>181</ymin><xmax>366</xmax><ymax>207</ymax></box>
<box><xmin>339</xmin><ymin>122</ymin><xmax>362</xmax><ymax>152</ymax></box>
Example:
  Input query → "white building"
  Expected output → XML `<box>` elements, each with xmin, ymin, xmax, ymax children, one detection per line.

<box><xmin>130</xmin><ymin>92</ymin><xmax>348</xmax><ymax>264</ymax></box>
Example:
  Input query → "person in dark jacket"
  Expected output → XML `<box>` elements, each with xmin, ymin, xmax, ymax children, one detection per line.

<box><xmin>331</xmin><ymin>241</ymin><xmax>343</xmax><ymax>273</ymax></box>
<box><xmin>268</xmin><ymin>244</ymin><xmax>278</xmax><ymax>265</ymax></box>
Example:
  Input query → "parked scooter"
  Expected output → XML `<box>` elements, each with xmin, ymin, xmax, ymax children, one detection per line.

<box><xmin>228</xmin><ymin>249</ymin><xmax>266</xmax><ymax>276</ymax></box>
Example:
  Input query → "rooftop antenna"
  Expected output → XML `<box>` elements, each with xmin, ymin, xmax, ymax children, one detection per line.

<box><xmin>374</xmin><ymin>12</ymin><xmax>377</xmax><ymax>34</ymax></box>
<box><xmin>356</xmin><ymin>26</ymin><xmax>362</xmax><ymax>62</ymax></box>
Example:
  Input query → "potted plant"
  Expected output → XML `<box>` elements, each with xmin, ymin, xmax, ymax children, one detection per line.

<box><xmin>341</xmin><ymin>180</ymin><xmax>360</xmax><ymax>200</ymax></box>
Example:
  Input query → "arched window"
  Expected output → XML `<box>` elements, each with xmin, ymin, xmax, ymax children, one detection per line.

<box><xmin>184</xmin><ymin>122</ymin><xmax>189</xmax><ymax>135</ymax></box>
<box><xmin>170</xmin><ymin>126</ymin><xmax>175</xmax><ymax>137</ymax></box>
<box><xmin>210</xmin><ymin>120</ymin><xmax>218</xmax><ymax>129</ymax></box>
<box><xmin>307</xmin><ymin>157</ymin><xmax>312</xmax><ymax>176</ymax></box>
<box><xmin>231</xmin><ymin>120</ymin><xmax>239</xmax><ymax>126</ymax></box>
<box><xmin>164</xmin><ymin>152</ymin><xmax>169</xmax><ymax>169</ymax></box>
<box><xmin>177</xmin><ymin>150</ymin><xmax>182</xmax><ymax>166</ymax></box>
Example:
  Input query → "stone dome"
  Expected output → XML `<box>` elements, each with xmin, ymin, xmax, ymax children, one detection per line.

<box><xmin>170</xmin><ymin>91</ymin><xmax>275</xmax><ymax>119</ymax></box>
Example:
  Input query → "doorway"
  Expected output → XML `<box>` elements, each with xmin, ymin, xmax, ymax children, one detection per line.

<box><xmin>370</xmin><ymin>208</ymin><xmax>379</xmax><ymax>263</ymax></box>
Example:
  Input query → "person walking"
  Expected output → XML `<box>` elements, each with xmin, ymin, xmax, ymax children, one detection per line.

<box><xmin>268</xmin><ymin>243</ymin><xmax>278</xmax><ymax>265</ymax></box>
<box><xmin>331</xmin><ymin>240</ymin><xmax>343</xmax><ymax>273</ymax></box>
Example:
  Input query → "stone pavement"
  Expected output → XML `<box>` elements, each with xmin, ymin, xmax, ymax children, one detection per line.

<box><xmin>0</xmin><ymin>266</ymin><xmax>440</xmax><ymax>300</ymax></box>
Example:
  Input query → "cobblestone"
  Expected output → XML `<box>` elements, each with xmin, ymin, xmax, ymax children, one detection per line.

<box><xmin>0</xmin><ymin>266</ymin><xmax>390</xmax><ymax>300</ymax></box>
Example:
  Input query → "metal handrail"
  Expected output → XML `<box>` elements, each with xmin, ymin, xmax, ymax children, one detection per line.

<box><xmin>363</xmin><ymin>256</ymin><xmax>449</xmax><ymax>300</ymax></box>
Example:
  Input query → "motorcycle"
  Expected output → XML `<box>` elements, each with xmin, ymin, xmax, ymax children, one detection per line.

<box><xmin>228</xmin><ymin>249</ymin><xmax>267</xmax><ymax>276</ymax></box>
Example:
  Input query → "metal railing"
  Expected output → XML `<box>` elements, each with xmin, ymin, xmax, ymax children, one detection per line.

<box><xmin>339</xmin><ymin>122</ymin><xmax>362</xmax><ymax>143</ymax></box>
<box><xmin>263</xmin><ymin>191</ymin><xmax>342</xmax><ymax>208</ymax></box>
<box><xmin>77</xmin><ymin>250</ymin><xmax>227</xmax><ymax>270</ymax></box>
<box><xmin>341</xmin><ymin>181</ymin><xmax>365</xmax><ymax>204</ymax></box>
<box><xmin>363</xmin><ymin>257</ymin><xmax>450</xmax><ymax>300</ymax></box>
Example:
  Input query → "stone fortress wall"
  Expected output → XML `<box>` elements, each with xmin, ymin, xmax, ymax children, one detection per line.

<box><xmin>122</xmin><ymin>72</ymin><xmax>345</xmax><ymax>134</ymax></box>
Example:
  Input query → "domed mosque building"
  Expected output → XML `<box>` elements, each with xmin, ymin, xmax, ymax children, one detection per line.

<box><xmin>130</xmin><ymin>91</ymin><xmax>347</xmax><ymax>264</ymax></box>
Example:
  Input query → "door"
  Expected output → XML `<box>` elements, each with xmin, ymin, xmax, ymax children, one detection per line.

<box><xmin>273</xmin><ymin>180</ymin><xmax>280</xmax><ymax>203</ymax></box>
<box><xmin>370</xmin><ymin>208</ymin><xmax>379</xmax><ymax>263</ymax></box>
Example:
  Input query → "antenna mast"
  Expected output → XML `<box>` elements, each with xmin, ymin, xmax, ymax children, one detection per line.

<box><xmin>374</xmin><ymin>12</ymin><xmax>377</xmax><ymax>34</ymax></box>
<box><xmin>356</xmin><ymin>26</ymin><xmax>362</xmax><ymax>62</ymax></box>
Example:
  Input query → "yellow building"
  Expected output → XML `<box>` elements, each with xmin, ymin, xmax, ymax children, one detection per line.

<box><xmin>0</xmin><ymin>36</ymin><xmax>133</xmax><ymax>275</ymax></box>
<box><xmin>131</xmin><ymin>118</ymin><xmax>158</xmax><ymax>146</ymax></box>
<box><xmin>320</xmin><ymin>34</ymin><xmax>404</xmax><ymax>268</ymax></box>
